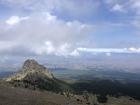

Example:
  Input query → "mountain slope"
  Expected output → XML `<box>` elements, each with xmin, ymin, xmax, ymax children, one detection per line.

<box><xmin>6</xmin><ymin>59</ymin><xmax>70</xmax><ymax>92</ymax></box>
<box><xmin>6</xmin><ymin>59</ymin><xmax>54</xmax><ymax>81</ymax></box>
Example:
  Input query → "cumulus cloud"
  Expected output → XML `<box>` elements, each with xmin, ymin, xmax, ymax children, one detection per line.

<box><xmin>0</xmin><ymin>12</ymin><xmax>94</xmax><ymax>57</ymax></box>
<box><xmin>6</xmin><ymin>16</ymin><xmax>29</xmax><ymax>25</ymax></box>
<box><xmin>105</xmin><ymin>0</ymin><xmax>140</xmax><ymax>15</ymax></box>
<box><xmin>111</xmin><ymin>4</ymin><xmax>125</xmax><ymax>12</ymax></box>
<box><xmin>103</xmin><ymin>0</ymin><xmax>140</xmax><ymax>33</ymax></box>
<box><xmin>0</xmin><ymin>12</ymin><xmax>139</xmax><ymax>58</ymax></box>
<box><xmin>0</xmin><ymin>0</ymin><xmax>140</xmax><ymax>60</ymax></box>
<box><xmin>34</xmin><ymin>41</ymin><xmax>71</xmax><ymax>56</ymax></box>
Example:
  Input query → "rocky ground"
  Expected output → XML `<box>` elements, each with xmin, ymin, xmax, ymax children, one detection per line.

<box><xmin>0</xmin><ymin>82</ymin><xmax>88</xmax><ymax>105</ymax></box>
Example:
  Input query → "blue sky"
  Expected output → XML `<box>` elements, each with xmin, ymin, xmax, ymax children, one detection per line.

<box><xmin>0</xmin><ymin>0</ymin><xmax>140</xmax><ymax>65</ymax></box>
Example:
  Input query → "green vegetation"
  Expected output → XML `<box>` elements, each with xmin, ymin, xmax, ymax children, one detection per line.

<box><xmin>9</xmin><ymin>78</ymin><xmax>140</xmax><ymax>103</ymax></box>
<box><xmin>5</xmin><ymin>60</ymin><xmax>140</xmax><ymax>104</ymax></box>
<box><xmin>70</xmin><ymin>79</ymin><xmax>140</xmax><ymax>102</ymax></box>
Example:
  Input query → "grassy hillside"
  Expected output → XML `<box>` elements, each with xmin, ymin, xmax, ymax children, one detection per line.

<box><xmin>0</xmin><ymin>81</ymin><xmax>140</xmax><ymax>105</ymax></box>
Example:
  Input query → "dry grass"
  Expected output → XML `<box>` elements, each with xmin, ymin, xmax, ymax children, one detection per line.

<box><xmin>0</xmin><ymin>82</ymin><xmax>139</xmax><ymax>105</ymax></box>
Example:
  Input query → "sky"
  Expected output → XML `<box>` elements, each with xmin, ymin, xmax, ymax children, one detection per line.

<box><xmin>0</xmin><ymin>0</ymin><xmax>140</xmax><ymax>68</ymax></box>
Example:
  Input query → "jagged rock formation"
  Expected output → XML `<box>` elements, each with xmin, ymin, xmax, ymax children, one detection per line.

<box><xmin>6</xmin><ymin>59</ymin><xmax>54</xmax><ymax>81</ymax></box>
<box><xmin>6</xmin><ymin>59</ymin><xmax>70</xmax><ymax>92</ymax></box>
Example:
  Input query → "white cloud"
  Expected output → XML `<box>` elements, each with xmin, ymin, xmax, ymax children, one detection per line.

<box><xmin>75</xmin><ymin>47</ymin><xmax>140</xmax><ymax>55</ymax></box>
<box><xmin>112</xmin><ymin>4</ymin><xmax>125</xmax><ymax>12</ymax></box>
<box><xmin>56</xmin><ymin>43</ymin><xmax>70</xmax><ymax>56</ymax></box>
<box><xmin>44</xmin><ymin>12</ymin><xmax>56</xmax><ymax>21</ymax></box>
<box><xmin>0</xmin><ymin>0</ymin><xmax>99</xmax><ymax>18</ymax></box>
<box><xmin>45</xmin><ymin>41</ymin><xmax>55</xmax><ymax>54</ymax></box>
<box><xmin>1</xmin><ymin>0</ymin><xmax>140</xmax><ymax>58</ymax></box>
<box><xmin>34</xmin><ymin>41</ymin><xmax>72</xmax><ymax>56</ymax></box>
<box><xmin>6</xmin><ymin>16</ymin><xmax>29</xmax><ymax>25</ymax></box>
<box><xmin>34</xmin><ymin>45</ymin><xmax>140</xmax><ymax>57</ymax></box>
<box><xmin>35</xmin><ymin>41</ymin><xmax>55</xmax><ymax>55</ymax></box>
<box><xmin>106</xmin><ymin>52</ymin><xmax>111</xmax><ymax>56</ymax></box>
<box><xmin>35</xmin><ymin>46</ymin><xmax>140</xmax><ymax>57</ymax></box>
<box><xmin>0</xmin><ymin>41</ymin><xmax>16</xmax><ymax>51</ymax></box>
<box><xmin>34</xmin><ymin>47</ymin><xmax>140</xmax><ymax>57</ymax></box>
<box><xmin>0</xmin><ymin>12</ymin><xmax>94</xmax><ymax>57</ymax></box>
<box><xmin>130</xmin><ymin>0</ymin><xmax>140</xmax><ymax>15</ymax></box>
<box><xmin>70</xmin><ymin>49</ymin><xmax>80</xmax><ymax>56</ymax></box>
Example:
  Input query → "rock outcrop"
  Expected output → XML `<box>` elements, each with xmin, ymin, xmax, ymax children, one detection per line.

<box><xmin>6</xmin><ymin>59</ymin><xmax>54</xmax><ymax>81</ymax></box>
<box><xmin>6</xmin><ymin>59</ymin><xmax>70</xmax><ymax>92</ymax></box>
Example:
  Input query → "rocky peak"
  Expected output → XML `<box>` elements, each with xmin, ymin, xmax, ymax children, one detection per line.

<box><xmin>22</xmin><ymin>59</ymin><xmax>54</xmax><ymax>79</ymax></box>
<box><xmin>22</xmin><ymin>59</ymin><xmax>45</xmax><ymax>71</ymax></box>
<box><xmin>6</xmin><ymin>59</ymin><xmax>54</xmax><ymax>81</ymax></box>
<box><xmin>23</xmin><ymin>59</ymin><xmax>39</xmax><ymax>68</ymax></box>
